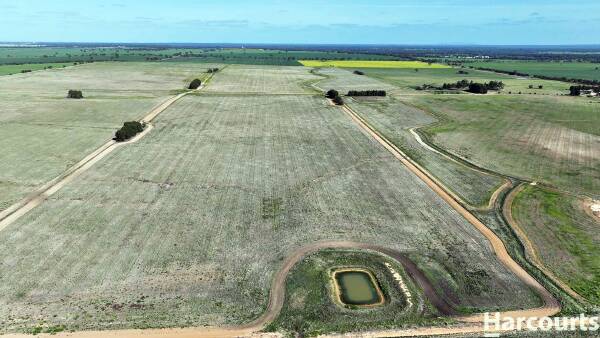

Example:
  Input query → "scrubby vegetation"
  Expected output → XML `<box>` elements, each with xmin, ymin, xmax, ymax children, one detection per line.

<box><xmin>67</xmin><ymin>89</ymin><xmax>83</xmax><ymax>99</ymax></box>
<box><xmin>188</xmin><ymin>78</ymin><xmax>202</xmax><ymax>89</ymax></box>
<box><xmin>347</xmin><ymin>90</ymin><xmax>387</xmax><ymax>97</ymax></box>
<box><xmin>114</xmin><ymin>121</ymin><xmax>145</xmax><ymax>142</ymax></box>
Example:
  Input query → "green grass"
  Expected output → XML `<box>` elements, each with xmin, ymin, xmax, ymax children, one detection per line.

<box><xmin>0</xmin><ymin>90</ymin><xmax>540</xmax><ymax>333</ymax></box>
<box><xmin>513</xmin><ymin>186</ymin><xmax>600</xmax><ymax>304</ymax></box>
<box><xmin>268</xmin><ymin>249</ymin><xmax>447</xmax><ymax>337</ymax></box>
<box><xmin>466</xmin><ymin>60</ymin><xmax>600</xmax><ymax>82</ymax></box>
<box><xmin>405</xmin><ymin>94</ymin><xmax>600</xmax><ymax>197</ymax></box>
<box><xmin>0</xmin><ymin>62</ymin><xmax>220</xmax><ymax>211</ymax></box>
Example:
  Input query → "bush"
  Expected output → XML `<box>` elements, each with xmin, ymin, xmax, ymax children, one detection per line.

<box><xmin>332</xmin><ymin>96</ymin><xmax>344</xmax><ymax>105</ymax></box>
<box><xmin>188</xmin><ymin>79</ymin><xmax>202</xmax><ymax>89</ymax></box>
<box><xmin>325</xmin><ymin>89</ymin><xmax>339</xmax><ymax>99</ymax></box>
<box><xmin>207</xmin><ymin>68</ymin><xmax>219</xmax><ymax>73</ymax></box>
<box><xmin>115</xmin><ymin>121</ymin><xmax>145</xmax><ymax>142</ymax></box>
<box><xmin>67</xmin><ymin>90</ymin><xmax>84</xmax><ymax>99</ymax></box>
<box><xmin>353</xmin><ymin>70</ymin><xmax>365</xmax><ymax>75</ymax></box>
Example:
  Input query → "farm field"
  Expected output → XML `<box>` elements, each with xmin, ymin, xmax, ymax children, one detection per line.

<box><xmin>0</xmin><ymin>62</ymin><xmax>218</xmax><ymax>211</ymax></box>
<box><xmin>0</xmin><ymin>89</ymin><xmax>541</xmax><ymax>334</ymax></box>
<box><xmin>512</xmin><ymin>186</ymin><xmax>600</xmax><ymax>305</ymax></box>
<box><xmin>0</xmin><ymin>62</ymin><xmax>75</xmax><ymax>76</ymax></box>
<box><xmin>404</xmin><ymin>94</ymin><xmax>600</xmax><ymax>198</ymax></box>
<box><xmin>351</xmin><ymin>67</ymin><xmax>571</xmax><ymax>95</ymax></box>
<box><xmin>312</xmin><ymin>67</ymin><xmax>399</xmax><ymax>95</ymax></box>
<box><xmin>345</xmin><ymin>97</ymin><xmax>505</xmax><ymax>208</ymax></box>
<box><xmin>300</xmin><ymin>60</ymin><xmax>450</xmax><ymax>69</ymax></box>
<box><xmin>204</xmin><ymin>64</ymin><xmax>320</xmax><ymax>93</ymax></box>
<box><xmin>465</xmin><ymin>60</ymin><xmax>600</xmax><ymax>82</ymax></box>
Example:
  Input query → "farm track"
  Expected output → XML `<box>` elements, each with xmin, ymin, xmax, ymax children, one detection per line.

<box><xmin>408</xmin><ymin>126</ymin><xmax>512</xmax><ymax>211</ymax></box>
<box><xmin>503</xmin><ymin>184</ymin><xmax>588</xmax><ymax>303</ymax></box>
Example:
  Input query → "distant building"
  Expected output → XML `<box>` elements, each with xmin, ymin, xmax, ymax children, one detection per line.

<box><xmin>580</xmin><ymin>89</ymin><xmax>597</xmax><ymax>96</ymax></box>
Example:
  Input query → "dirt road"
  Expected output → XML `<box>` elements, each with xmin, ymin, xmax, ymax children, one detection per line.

<box><xmin>503</xmin><ymin>184</ymin><xmax>587</xmax><ymax>303</ymax></box>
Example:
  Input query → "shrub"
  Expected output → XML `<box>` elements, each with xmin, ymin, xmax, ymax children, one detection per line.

<box><xmin>353</xmin><ymin>70</ymin><xmax>365</xmax><ymax>75</ymax></box>
<box><xmin>67</xmin><ymin>90</ymin><xmax>84</xmax><ymax>99</ymax></box>
<box><xmin>325</xmin><ymin>89</ymin><xmax>339</xmax><ymax>99</ymax></box>
<box><xmin>332</xmin><ymin>96</ymin><xmax>344</xmax><ymax>105</ymax></box>
<box><xmin>21</xmin><ymin>69</ymin><xmax>32</xmax><ymax>73</ymax></box>
<box><xmin>115</xmin><ymin>121</ymin><xmax>145</xmax><ymax>142</ymax></box>
<box><xmin>188</xmin><ymin>79</ymin><xmax>202</xmax><ymax>89</ymax></box>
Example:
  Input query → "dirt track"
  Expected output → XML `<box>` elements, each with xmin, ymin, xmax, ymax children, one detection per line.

<box><xmin>503</xmin><ymin>184</ymin><xmax>587</xmax><ymax>303</ymax></box>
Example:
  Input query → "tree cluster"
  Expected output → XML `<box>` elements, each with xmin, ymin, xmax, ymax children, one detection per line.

<box><xmin>419</xmin><ymin>80</ymin><xmax>503</xmax><ymax>94</ymax></box>
<box><xmin>188</xmin><ymin>79</ymin><xmax>202</xmax><ymax>89</ymax></box>
<box><xmin>207</xmin><ymin>68</ymin><xmax>220</xmax><ymax>73</ymax></box>
<box><xmin>347</xmin><ymin>90</ymin><xmax>387</xmax><ymax>97</ymax></box>
<box><xmin>569</xmin><ymin>85</ymin><xmax>600</xmax><ymax>96</ymax></box>
<box><xmin>67</xmin><ymin>90</ymin><xmax>84</xmax><ymax>99</ymax></box>
<box><xmin>115</xmin><ymin>121</ymin><xmax>145</xmax><ymax>142</ymax></box>
<box><xmin>326</xmin><ymin>89</ymin><xmax>344</xmax><ymax>105</ymax></box>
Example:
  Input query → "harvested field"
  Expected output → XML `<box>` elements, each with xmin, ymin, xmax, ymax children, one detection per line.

<box><xmin>0</xmin><ymin>62</ymin><xmax>217</xmax><ymax>211</ymax></box>
<box><xmin>512</xmin><ymin>186</ymin><xmax>600</xmax><ymax>304</ymax></box>
<box><xmin>313</xmin><ymin>68</ymin><xmax>399</xmax><ymax>95</ymax></box>
<box><xmin>0</xmin><ymin>94</ymin><xmax>540</xmax><ymax>333</ymax></box>
<box><xmin>355</xmin><ymin>68</ymin><xmax>570</xmax><ymax>95</ymax></box>
<box><xmin>204</xmin><ymin>64</ymin><xmax>319</xmax><ymax>94</ymax></box>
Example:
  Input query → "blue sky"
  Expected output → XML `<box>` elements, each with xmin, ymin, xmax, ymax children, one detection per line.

<box><xmin>1</xmin><ymin>0</ymin><xmax>599</xmax><ymax>44</ymax></box>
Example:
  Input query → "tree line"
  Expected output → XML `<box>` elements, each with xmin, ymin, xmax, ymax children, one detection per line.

<box><xmin>417</xmin><ymin>80</ymin><xmax>504</xmax><ymax>94</ymax></box>
<box><xmin>472</xmin><ymin>66</ymin><xmax>600</xmax><ymax>86</ymax></box>
<box><xmin>347</xmin><ymin>90</ymin><xmax>387</xmax><ymax>97</ymax></box>
<box><xmin>569</xmin><ymin>85</ymin><xmax>600</xmax><ymax>96</ymax></box>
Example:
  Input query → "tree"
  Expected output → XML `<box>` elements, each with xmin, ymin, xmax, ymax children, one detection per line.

<box><xmin>115</xmin><ymin>121</ymin><xmax>145</xmax><ymax>142</ymax></box>
<box><xmin>332</xmin><ymin>95</ymin><xmax>344</xmax><ymax>105</ymax></box>
<box><xmin>326</xmin><ymin>89</ymin><xmax>339</xmax><ymax>99</ymax></box>
<box><xmin>188</xmin><ymin>79</ymin><xmax>202</xmax><ymax>89</ymax></box>
<box><xmin>353</xmin><ymin>70</ymin><xmax>365</xmax><ymax>75</ymax></box>
<box><xmin>67</xmin><ymin>90</ymin><xmax>83</xmax><ymax>99</ymax></box>
<box><xmin>569</xmin><ymin>86</ymin><xmax>582</xmax><ymax>96</ymax></box>
<box><xmin>468</xmin><ymin>83</ymin><xmax>488</xmax><ymax>94</ymax></box>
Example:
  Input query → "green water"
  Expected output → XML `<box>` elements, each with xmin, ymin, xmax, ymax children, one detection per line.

<box><xmin>335</xmin><ymin>271</ymin><xmax>381</xmax><ymax>305</ymax></box>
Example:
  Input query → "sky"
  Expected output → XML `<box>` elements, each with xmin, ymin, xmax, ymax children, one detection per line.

<box><xmin>1</xmin><ymin>0</ymin><xmax>599</xmax><ymax>45</ymax></box>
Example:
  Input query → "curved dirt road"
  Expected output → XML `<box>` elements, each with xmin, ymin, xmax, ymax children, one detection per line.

<box><xmin>408</xmin><ymin>127</ymin><xmax>512</xmax><ymax>211</ymax></box>
<box><xmin>503</xmin><ymin>184</ymin><xmax>586</xmax><ymax>303</ymax></box>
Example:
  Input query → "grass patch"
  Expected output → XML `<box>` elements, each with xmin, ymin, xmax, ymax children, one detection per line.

<box><xmin>513</xmin><ymin>186</ymin><xmax>600</xmax><ymax>304</ymax></box>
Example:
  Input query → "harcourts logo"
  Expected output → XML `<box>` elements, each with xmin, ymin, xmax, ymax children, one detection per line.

<box><xmin>484</xmin><ymin>312</ymin><xmax>600</xmax><ymax>337</ymax></box>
